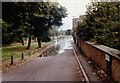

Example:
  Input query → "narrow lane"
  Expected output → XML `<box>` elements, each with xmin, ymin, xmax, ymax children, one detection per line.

<box><xmin>3</xmin><ymin>36</ymin><xmax>83</xmax><ymax>81</ymax></box>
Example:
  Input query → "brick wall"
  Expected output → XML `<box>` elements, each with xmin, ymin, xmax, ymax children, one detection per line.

<box><xmin>112</xmin><ymin>57</ymin><xmax>120</xmax><ymax>82</ymax></box>
<box><xmin>76</xmin><ymin>39</ymin><xmax>120</xmax><ymax>82</ymax></box>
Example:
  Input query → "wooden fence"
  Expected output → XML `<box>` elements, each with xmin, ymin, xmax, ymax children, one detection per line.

<box><xmin>2</xmin><ymin>45</ymin><xmax>55</xmax><ymax>65</ymax></box>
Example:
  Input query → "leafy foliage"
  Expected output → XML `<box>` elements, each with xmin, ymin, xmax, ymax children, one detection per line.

<box><xmin>2</xmin><ymin>2</ymin><xmax>67</xmax><ymax>48</ymax></box>
<box><xmin>74</xmin><ymin>2</ymin><xmax>119</xmax><ymax>50</ymax></box>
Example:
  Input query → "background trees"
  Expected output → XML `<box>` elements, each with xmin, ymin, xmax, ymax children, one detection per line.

<box><xmin>2</xmin><ymin>2</ymin><xmax>67</xmax><ymax>49</ymax></box>
<box><xmin>73</xmin><ymin>2</ymin><xmax>119</xmax><ymax>50</ymax></box>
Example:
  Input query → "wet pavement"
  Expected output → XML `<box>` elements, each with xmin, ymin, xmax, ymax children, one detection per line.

<box><xmin>2</xmin><ymin>36</ymin><xmax>84</xmax><ymax>81</ymax></box>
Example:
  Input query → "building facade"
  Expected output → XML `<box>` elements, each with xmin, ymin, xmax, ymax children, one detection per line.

<box><xmin>72</xmin><ymin>18</ymin><xmax>79</xmax><ymax>28</ymax></box>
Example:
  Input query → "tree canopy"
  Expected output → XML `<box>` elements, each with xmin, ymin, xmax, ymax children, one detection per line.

<box><xmin>2</xmin><ymin>2</ymin><xmax>67</xmax><ymax>49</ymax></box>
<box><xmin>73</xmin><ymin>2</ymin><xmax>119</xmax><ymax>50</ymax></box>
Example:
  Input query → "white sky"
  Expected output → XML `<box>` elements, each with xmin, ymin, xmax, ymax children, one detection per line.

<box><xmin>57</xmin><ymin>0</ymin><xmax>91</xmax><ymax>30</ymax></box>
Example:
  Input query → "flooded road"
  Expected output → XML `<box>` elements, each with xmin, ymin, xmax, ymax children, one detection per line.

<box><xmin>53</xmin><ymin>36</ymin><xmax>73</xmax><ymax>54</ymax></box>
<box><xmin>3</xmin><ymin>36</ymin><xmax>83</xmax><ymax>81</ymax></box>
<box><xmin>47</xmin><ymin>36</ymin><xmax>73</xmax><ymax>57</ymax></box>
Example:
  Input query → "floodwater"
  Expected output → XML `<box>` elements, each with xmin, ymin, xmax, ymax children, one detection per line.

<box><xmin>51</xmin><ymin>36</ymin><xmax>73</xmax><ymax>55</ymax></box>
<box><xmin>3</xmin><ymin>35</ymin><xmax>82</xmax><ymax>81</ymax></box>
<box><xmin>46</xmin><ymin>36</ymin><xmax>73</xmax><ymax>57</ymax></box>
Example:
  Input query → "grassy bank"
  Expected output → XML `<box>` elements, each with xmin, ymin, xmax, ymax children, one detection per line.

<box><xmin>2</xmin><ymin>41</ymin><xmax>52</xmax><ymax>60</ymax></box>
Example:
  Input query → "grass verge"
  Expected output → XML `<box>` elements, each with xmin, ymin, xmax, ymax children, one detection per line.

<box><xmin>2</xmin><ymin>42</ymin><xmax>52</xmax><ymax>60</ymax></box>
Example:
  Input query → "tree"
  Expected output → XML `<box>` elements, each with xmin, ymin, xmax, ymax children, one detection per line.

<box><xmin>2</xmin><ymin>2</ymin><xmax>67</xmax><ymax>49</ymax></box>
<box><xmin>2</xmin><ymin>2</ymin><xmax>32</xmax><ymax>45</ymax></box>
<box><xmin>31</xmin><ymin>2</ymin><xmax>67</xmax><ymax>48</ymax></box>
<box><xmin>75</xmin><ymin>2</ymin><xmax>119</xmax><ymax>50</ymax></box>
<box><xmin>49</xmin><ymin>26</ymin><xmax>59</xmax><ymax>39</ymax></box>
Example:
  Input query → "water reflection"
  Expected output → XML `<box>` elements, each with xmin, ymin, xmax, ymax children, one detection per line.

<box><xmin>54</xmin><ymin>36</ymin><xmax>73</xmax><ymax>54</ymax></box>
<box><xmin>48</xmin><ymin>36</ymin><xmax>73</xmax><ymax>57</ymax></box>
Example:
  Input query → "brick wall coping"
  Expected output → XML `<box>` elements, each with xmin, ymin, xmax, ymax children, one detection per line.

<box><xmin>85</xmin><ymin>41</ymin><xmax>120</xmax><ymax>60</ymax></box>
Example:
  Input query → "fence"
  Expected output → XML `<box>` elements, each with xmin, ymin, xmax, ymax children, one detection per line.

<box><xmin>76</xmin><ymin>39</ymin><xmax>120</xmax><ymax>83</ymax></box>
<box><xmin>2</xmin><ymin>44</ymin><xmax>55</xmax><ymax>71</ymax></box>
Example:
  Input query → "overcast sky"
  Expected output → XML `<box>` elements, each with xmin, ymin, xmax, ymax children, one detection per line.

<box><xmin>57</xmin><ymin>0</ymin><xmax>91</xmax><ymax>30</ymax></box>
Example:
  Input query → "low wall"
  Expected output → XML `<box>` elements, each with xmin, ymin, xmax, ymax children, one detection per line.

<box><xmin>76</xmin><ymin>39</ymin><xmax>120</xmax><ymax>82</ymax></box>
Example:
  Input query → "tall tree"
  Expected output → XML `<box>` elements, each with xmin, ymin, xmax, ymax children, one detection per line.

<box><xmin>74</xmin><ymin>2</ymin><xmax>119</xmax><ymax>50</ymax></box>
<box><xmin>31</xmin><ymin>2</ymin><xmax>67</xmax><ymax>48</ymax></box>
<box><xmin>2</xmin><ymin>2</ymin><xmax>67</xmax><ymax>49</ymax></box>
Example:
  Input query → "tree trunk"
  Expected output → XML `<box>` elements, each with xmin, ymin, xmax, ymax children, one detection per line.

<box><xmin>21</xmin><ymin>38</ymin><xmax>24</xmax><ymax>46</ymax></box>
<box><xmin>37</xmin><ymin>37</ymin><xmax>41</xmax><ymax>48</ymax></box>
<box><xmin>26</xmin><ymin>35</ymin><xmax>32</xmax><ymax>50</ymax></box>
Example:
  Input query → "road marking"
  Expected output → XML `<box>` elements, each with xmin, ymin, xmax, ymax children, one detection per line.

<box><xmin>73</xmin><ymin>48</ymin><xmax>90</xmax><ymax>83</ymax></box>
